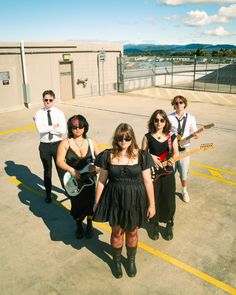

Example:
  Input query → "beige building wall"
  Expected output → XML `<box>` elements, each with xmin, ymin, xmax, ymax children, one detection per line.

<box><xmin>0</xmin><ymin>42</ymin><xmax>123</xmax><ymax>113</ymax></box>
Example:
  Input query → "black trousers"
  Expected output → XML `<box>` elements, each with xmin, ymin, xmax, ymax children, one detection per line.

<box><xmin>39</xmin><ymin>141</ymin><xmax>64</xmax><ymax>197</ymax></box>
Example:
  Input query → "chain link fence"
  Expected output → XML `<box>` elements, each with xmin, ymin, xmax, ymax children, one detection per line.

<box><xmin>117</xmin><ymin>56</ymin><xmax>236</xmax><ymax>94</ymax></box>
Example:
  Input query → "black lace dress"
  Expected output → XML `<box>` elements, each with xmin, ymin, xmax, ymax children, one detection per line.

<box><xmin>145</xmin><ymin>133</ymin><xmax>176</xmax><ymax>224</ymax></box>
<box><xmin>65</xmin><ymin>145</ymin><xmax>95</xmax><ymax>221</ymax></box>
<box><xmin>93</xmin><ymin>149</ymin><xmax>154</xmax><ymax>231</ymax></box>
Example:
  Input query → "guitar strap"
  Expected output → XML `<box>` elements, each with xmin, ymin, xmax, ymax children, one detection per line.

<box><xmin>87</xmin><ymin>138</ymin><xmax>95</xmax><ymax>161</ymax></box>
<box><xmin>167</xmin><ymin>133</ymin><xmax>172</xmax><ymax>156</ymax></box>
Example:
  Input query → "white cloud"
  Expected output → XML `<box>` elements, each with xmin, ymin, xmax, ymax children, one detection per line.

<box><xmin>159</xmin><ymin>0</ymin><xmax>236</xmax><ymax>5</ymax></box>
<box><xmin>204</xmin><ymin>26</ymin><xmax>235</xmax><ymax>36</ymax></box>
<box><xmin>218</xmin><ymin>4</ymin><xmax>236</xmax><ymax>18</ymax></box>
<box><xmin>183</xmin><ymin>10</ymin><xmax>228</xmax><ymax>26</ymax></box>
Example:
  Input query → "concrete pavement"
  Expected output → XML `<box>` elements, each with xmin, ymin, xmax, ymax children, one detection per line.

<box><xmin>0</xmin><ymin>87</ymin><xmax>236</xmax><ymax>295</ymax></box>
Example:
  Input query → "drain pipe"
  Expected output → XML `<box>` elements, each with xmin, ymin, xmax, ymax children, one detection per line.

<box><xmin>20</xmin><ymin>41</ymin><xmax>31</xmax><ymax>108</ymax></box>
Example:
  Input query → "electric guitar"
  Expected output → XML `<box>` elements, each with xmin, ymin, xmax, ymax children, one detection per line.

<box><xmin>63</xmin><ymin>163</ymin><xmax>96</xmax><ymax>197</ymax></box>
<box><xmin>151</xmin><ymin>143</ymin><xmax>215</xmax><ymax>182</ymax></box>
<box><xmin>177</xmin><ymin>123</ymin><xmax>215</xmax><ymax>148</ymax></box>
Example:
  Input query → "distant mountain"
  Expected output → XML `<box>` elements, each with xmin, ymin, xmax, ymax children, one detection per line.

<box><xmin>124</xmin><ymin>43</ymin><xmax>236</xmax><ymax>54</ymax></box>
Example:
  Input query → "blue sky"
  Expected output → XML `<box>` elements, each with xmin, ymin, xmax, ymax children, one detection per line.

<box><xmin>1</xmin><ymin>0</ymin><xmax>236</xmax><ymax>45</ymax></box>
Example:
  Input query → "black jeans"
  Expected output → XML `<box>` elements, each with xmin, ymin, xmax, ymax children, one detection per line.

<box><xmin>39</xmin><ymin>141</ymin><xmax>64</xmax><ymax>197</ymax></box>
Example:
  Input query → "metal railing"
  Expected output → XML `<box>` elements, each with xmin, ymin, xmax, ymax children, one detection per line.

<box><xmin>118</xmin><ymin>56</ymin><xmax>236</xmax><ymax>94</ymax></box>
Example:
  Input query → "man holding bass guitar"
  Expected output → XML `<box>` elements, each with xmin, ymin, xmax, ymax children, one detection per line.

<box><xmin>168</xmin><ymin>95</ymin><xmax>198</xmax><ymax>203</ymax></box>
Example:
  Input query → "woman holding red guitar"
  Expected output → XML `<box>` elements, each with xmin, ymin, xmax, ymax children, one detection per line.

<box><xmin>57</xmin><ymin>114</ymin><xmax>100</xmax><ymax>239</ymax></box>
<box><xmin>142</xmin><ymin>109</ymin><xmax>179</xmax><ymax>240</ymax></box>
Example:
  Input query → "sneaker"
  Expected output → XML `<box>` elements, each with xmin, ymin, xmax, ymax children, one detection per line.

<box><xmin>182</xmin><ymin>190</ymin><xmax>190</xmax><ymax>203</ymax></box>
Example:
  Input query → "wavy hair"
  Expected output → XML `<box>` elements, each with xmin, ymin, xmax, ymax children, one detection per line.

<box><xmin>148</xmin><ymin>109</ymin><xmax>171</xmax><ymax>134</ymax></box>
<box><xmin>111</xmin><ymin>123</ymin><xmax>139</xmax><ymax>159</ymax></box>
<box><xmin>171</xmin><ymin>95</ymin><xmax>188</xmax><ymax>108</ymax></box>
<box><xmin>67</xmin><ymin>114</ymin><xmax>89</xmax><ymax>138</ymax></box>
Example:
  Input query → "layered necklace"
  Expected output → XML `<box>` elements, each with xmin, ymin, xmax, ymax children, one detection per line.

<box><xmin>74</xmin><ymin>138</ymin><xmax>84</xmax><ymax>149</ymax></box>
<box><xmin>118</xmin><ymin>153</ymin><xmax>130</xmax><ymax>165</ymax></box>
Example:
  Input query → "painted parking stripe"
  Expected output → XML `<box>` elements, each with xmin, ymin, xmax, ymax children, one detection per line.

<box><xmin>8</xmin><ymin>176</ymin><xmax>236</xmax><ymax>294</ymax></box>
<box><xmin>0</xmin><ymin>125</ymin><xmax>36</xmax><ymax>136</ymax></box>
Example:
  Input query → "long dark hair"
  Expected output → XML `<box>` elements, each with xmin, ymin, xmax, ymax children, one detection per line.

<box><xmin>67</xmin><ymin>114</ymin><xmax>89</xmax><ymax>138</ymax></box>
<box><xmin>111</xmin><ymin>123</ymin><xmax>139</xmax><ymax>159</ymax></box>
<box><xmin>148</xmin><ymin>109</ymin><xmax>171</xmax><ymax>134</ymax></box>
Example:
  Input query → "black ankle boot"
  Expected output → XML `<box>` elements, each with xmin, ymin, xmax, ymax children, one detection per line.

<box><xmin>112</xmin><ymin>247</ymin><xmax>123</xmax><ymax>279</ymax></box>
<box><xmin>166</xmin><ymin>221</ymin><xmax>174</xmax><ymax>240</ymax></box>
<box><xmin>85</xmin><ymin>218</ymin><xmax>94</xmax><ymax>239</ymax></box>
<box><xmin>76</xmin><ymin>220</ymin><xmax>84</xmax><ymax>239</ymax></box>
<box><xmin>152</xmin><ymin>223</ymin><xmax>159</xmax><ymax>240</ymax></box>
<box><xmin>126</xmin><ymin>246</ymin><xmax>137</xmax><ymax>277</ymax></box>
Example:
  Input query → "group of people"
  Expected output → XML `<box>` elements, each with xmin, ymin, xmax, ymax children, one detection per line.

<box><xmin>34</xmin><ymin>90</ymin><xmax>198</xmax><ymax>279</ymax></box>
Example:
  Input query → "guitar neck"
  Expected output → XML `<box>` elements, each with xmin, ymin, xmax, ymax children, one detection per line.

<box><xmin>182</xmin><ymin>127</ymin><xmax>204</xmax><ymax>142</ymax></box>
<box><xmin>162</xmin><ymin>148</ymin><xmax>201</xmax><ymax>166</ymax></box>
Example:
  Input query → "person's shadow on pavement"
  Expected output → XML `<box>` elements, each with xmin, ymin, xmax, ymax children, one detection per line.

<box><xmin>4</xmin><ymin>160</ymin><xmax>113</xmax><ymax>273</ymax></box>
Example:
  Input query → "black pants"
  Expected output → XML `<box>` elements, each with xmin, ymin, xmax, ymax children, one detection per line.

<box><xmin>39</xmin><ymin>141</ymin><xmax>64</xmax><ymax>197</ymax></box>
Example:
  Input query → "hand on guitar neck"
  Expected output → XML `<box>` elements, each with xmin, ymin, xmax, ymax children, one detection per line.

<box><xmin>177</xmin><ymin>123</ymin><xmax>215</xmax><ymax>148</ymax></box>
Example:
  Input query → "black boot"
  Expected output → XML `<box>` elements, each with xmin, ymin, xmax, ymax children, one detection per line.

<box><xmin>152</xmin><ymin>223</ymin><xmax>159</xmax><ymax>240</ymax></box>
<box><xmin>85</xmin><ymin>218</ymin><xmax>94</xmax><ymax>239</ymax></box>
<box><xmin>166</xmin><ymin>221</ymin><xmax>174</xmax><ymax>240</ymax></box>
<box><xmin>126</xmin><ymin>246</ymin><xmax>137</xmax><ymax>277</ymax></box>
<box><xmin>76</xmin><ymin>220</ymin><xmax>84</xmax><ymax>239</ymax></box>
<box><xmin>112</xmin><ymin>247</ymin><xmax>123</xmax><ymax>279</ymax></box>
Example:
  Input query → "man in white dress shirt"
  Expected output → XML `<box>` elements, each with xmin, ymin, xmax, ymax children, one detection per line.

<box><xmin>168</xmin><ymin>95</ymin><xmax>198</xmax><ymax>203</ymax></box>
<box><xmin>34</xmin><ymin>90</ymin><xmax>66</xmax><ymax>203</ymax></box>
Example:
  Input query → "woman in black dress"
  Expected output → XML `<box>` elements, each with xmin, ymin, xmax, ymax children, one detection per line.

<box><xmin>57</xmin><ymin>115</ymin><xmax>100</xmax><ymax>239</ymax></box>
<box><xmin>142</xmin><ymin>110</ymin><xmax>179</xmax><ymax>241</ymax></box>
<box><xmin>93</xmin><ymin>123</ymin><xmax>155</xmax><ymax>279</ymax></box>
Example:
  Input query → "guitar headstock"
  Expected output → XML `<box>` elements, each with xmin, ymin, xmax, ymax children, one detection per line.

<box><xmin>204</xmin><ymin>123</ymin><xmax>215</xmax><ymax>129</ymax></box>
<box><xmin>200</xmin><ymin>143</ymin><xmax>215</xmax><ymax>151</ymax></box>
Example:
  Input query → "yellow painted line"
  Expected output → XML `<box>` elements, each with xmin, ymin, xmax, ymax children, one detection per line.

<box><xmin>8</xmin><ymin>176</ymin><xmax>236</xmax><ymax>294</ymax></box>
<box><xmin>208</xmin><ymin>169</ymin><xmax>223</xmax><ymax>178</ymax></box>
<box><xmin>165</xmin><ymin>88</ymin><xmax>172</xmax><ymax>99</ymax></box>
<box><xmin>189</xmin><ymin>170</ymin><xmax>236</xmax><ymax>186</ymax></box>
<box><xmin>215</xmin><ymin>93</ymin><xmax>235</xmax><ymax>106</ymax></box>
<box><xmin>204</xmin><ymin>92</ymin><xmax>218</xmax><ymax>104</ymax></box>
<box><xmin>190</xmin><ymin>161</ymin><xmax>236</xmax><ymax>176</ymax></box>
<box><xmin>155</xmin><ymin>87</ymin><xmax>160</xmax><ymax>97</ymax></box>
<box><xmin>191</xmin><ymin>91</ymin><xmax>202</xmax><ymax>102</ymax></box>
<box><xmin>0</xmin><ymin>125</ymin><xmax>36</xmax><ymax>136</ymax></box>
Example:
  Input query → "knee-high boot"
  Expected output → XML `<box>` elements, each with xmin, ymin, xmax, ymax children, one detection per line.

<box><xmin>112</xmin><ymin>247</ymin><xmax>123</xmax><ymax>279</ymax></box>
<box><xmin>126</xmin><ymin>246</ymin><xmax>137</xmax><ymax>277</ymax></box>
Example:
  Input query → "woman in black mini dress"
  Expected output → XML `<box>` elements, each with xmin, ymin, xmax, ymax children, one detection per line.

<box><xmin>93</xmin><ymin>123</ymin><xmax>155</xmax><ymax>279</ymax></box>
<box><xmin>57</xmin><ymin>115</ymin><xmax>100</xmax><ymax>239</ymax></box>
<box><xmin>142</xmin><ymin>110</ymin><xmax>179</xmax><ymax>241</ymax></box>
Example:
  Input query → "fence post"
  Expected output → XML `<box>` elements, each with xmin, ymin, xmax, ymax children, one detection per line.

<box><xmin>117</xmin><ymin>55</ymin><xmax>125</xmax><ymax>92</ymax></box>
<box><xmin>193</xmin><ymin>55</ymin><xmax>197</xmax><ymax>90</ymax></box>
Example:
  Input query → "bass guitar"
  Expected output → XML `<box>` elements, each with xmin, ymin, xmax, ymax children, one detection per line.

<box><xmin>151</xmin><ymin>143</ymin><xmax>215</xmax><ymax>182</ymax></box>
<box><xmin>177</xmin><ymin>123</ymin><xmax>215</xmax><ymax>148</ymax></box>
<box><xmin>63</xmin><ymin>163</ymin><xmax>96</xmax><ymax>197</ymax></box>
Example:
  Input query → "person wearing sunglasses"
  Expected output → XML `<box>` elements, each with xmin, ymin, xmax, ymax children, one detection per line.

<box><xmin>93</xmin><ymin>123</ymin><xmax>155</xmax><ymax>278</ymax></box>
<box><xmin>34</xmin><ymin>90</ymin><xmax>66</xmax><ymax>204</ymax></box>
<box><xmin>142</xmin><ymin>109</ymin><xmax>179</xmax><ymax>241</ymax></box>
<box><xmin>168</xmin><ymin>95</ymin><xmax>198</xmax><ymax>203</ymax></box>
<box><xmin>57</xmin><ymin>115</ymin><xmax>100</xmax><ymax>239</ymax></box>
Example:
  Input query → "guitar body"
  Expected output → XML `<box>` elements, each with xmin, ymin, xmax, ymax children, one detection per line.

<box><xmin>63</xmin><ymin>163</ymin><xmax>96</xmax><ymax>197</ymax></box>
<box><xmin>151</xmin><ymin>143</ymin><xmax>214</xmax><ymax>183</ymax></box>
<box><xmin>151</xmin><ymin>165</ymin><xmax>174</xmax><ymax>182</ymax></box>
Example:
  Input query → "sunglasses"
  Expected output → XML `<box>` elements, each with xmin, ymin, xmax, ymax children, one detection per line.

<box><xmin>44</xmin><ymin>99</ymin><xmax>53</xmax><ymax>102</ymax></box>
<box><xmin>175</xmin><ymin>101</ymin><xmax>184</xmax><ymax>105</ymax></box>
<box><xmin>117</xmin><ymin>136</ymin><xmax>132</xmax><ymax>142</ymax></box>
<box><xmin>155</xmin><ymin>118</ymin><xmax>165</xmax><ymax>123</ymax></box>
<box><xmin>72</xmin><ymin>125</ymin><xmax>84</xmax><ymax>130</ymax></box>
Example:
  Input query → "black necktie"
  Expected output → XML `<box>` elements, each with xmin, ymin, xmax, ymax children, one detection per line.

<box><xmin>47</xmin><ymin>110</ymin><xmax>53</xmax><ymax>140</ymax></box>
